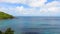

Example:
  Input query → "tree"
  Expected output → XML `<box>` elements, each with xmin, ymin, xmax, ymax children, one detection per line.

<box><xmin>5</xmin><ymin>28</ymin><xmax>14</xmax><ymax>34</ymax></box>
<box><xmin>0</xmin><ymin>31</ymin><xmax>2</xmax><ymax>34</ymax></box>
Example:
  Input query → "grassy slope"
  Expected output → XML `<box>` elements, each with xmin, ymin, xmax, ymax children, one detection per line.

<box><xmin>0</xmin><ymin>12</ymin><xmax>14</xmax><ymax>19</ymax></box>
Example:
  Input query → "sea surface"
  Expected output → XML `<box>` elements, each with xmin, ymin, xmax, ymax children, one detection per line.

<box><xmin>0</xmin><ymin>16</ymin><xmax>60</xmax><ymax>34</ymax></box>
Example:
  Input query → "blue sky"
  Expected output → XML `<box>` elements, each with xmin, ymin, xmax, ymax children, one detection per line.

<box><xmin>0</xmin><ymin>0</ymin><xmax>60</xmax><ymax>16</ymax></box>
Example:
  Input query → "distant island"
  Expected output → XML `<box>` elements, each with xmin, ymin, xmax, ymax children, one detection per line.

<box><xmin>0</xmin><ymin>12</ymin><xmax>14</xmax><ymax>19</ymax></box>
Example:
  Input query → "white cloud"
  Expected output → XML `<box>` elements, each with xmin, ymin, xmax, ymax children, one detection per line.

<box><xmin>13</xmin><ymin>6</ymin><xmax>37</xmax><ymax>16</ymax></box>
<box><xmin>15</xmin><ymin>6</ymin><xmax>28</xmax><ymax>14</ymax></box>
<box><xmin>39</xmin><ymin>1</ymin><xmax>60</xmax><ymax>16</ymax></box>
<box><xmin>0</xmin><ymin>0</ymin><xmax>60</xmax><ymax>16</ymax></box>
<box><xmin>46</xmin><ymin>1</ymin><xmax>60</xmax><ymax>7</ymax></box>
<box><xmin>0</xmin><ymin>7</ymin><xmax>14</xmax><ymax>15</ymax></box>
<box><xmin>27</xmin><ymin>0</ymin><xmax>47</xmax><ymax>7</ymax></box>
<box><xmin>0</xmin><ymin>0</ymin><xmax>26</xmax><ymax>3</ymax></box>
<box><xmin>48</xmin><ymin>7</ymin><xmax>60</xmax><ymax>13</ymax></box>
<box><xmin>0</xmin><ymin>0</ymin><xmax>47</xmax><ymax>7</ymax></box>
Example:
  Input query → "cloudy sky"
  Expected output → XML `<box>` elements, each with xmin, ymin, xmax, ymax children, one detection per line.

<box><xmin>0</xmin><ymin>0</ymin><xmax>60</xmax><ymax>16</ymax></box>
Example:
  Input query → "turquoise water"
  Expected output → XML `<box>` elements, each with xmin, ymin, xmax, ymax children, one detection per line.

<box><xmin>0</xmin><ymin>17</ymin><xmax>60</xmax><ymax>34</ymax></box>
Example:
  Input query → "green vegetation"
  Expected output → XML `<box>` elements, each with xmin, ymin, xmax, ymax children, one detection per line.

<box><xmin>0</xmin><ymin>28</ymin><xmax>14</xmax><ymax>34</ymax></box>
<box><xmin>0</xmin><ymin>12</ymin><xmax>14</xmax><ymax>19</ymax></box>
<box><xmin>0</xmin><ymin>31</ymin><xmax>3</xmax><ymax>34</ymax></box>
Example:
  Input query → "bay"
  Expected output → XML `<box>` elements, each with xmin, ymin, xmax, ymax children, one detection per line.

<box><xmin>0</xmin><ymin>16</ymin><xmax>60</xmax><ymax>34</ymax></box>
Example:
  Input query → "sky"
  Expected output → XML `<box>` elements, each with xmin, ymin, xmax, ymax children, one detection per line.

<box><xmin>0</xmin><ymin>0</ymin><xmax>60</xmax><ymax>16</ymax></box>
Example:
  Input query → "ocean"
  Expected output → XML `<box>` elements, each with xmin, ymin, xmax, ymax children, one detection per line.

<box><xmin>0</xmin><ymin>16</ymin><xmax>60</xmax><ymax>34</ymax></box>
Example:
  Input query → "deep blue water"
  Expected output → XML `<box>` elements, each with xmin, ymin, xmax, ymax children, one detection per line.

<box><xmin>0</xmin><ymin>17</ymin><xmax>60</xmax><ymax>34</ymax></box>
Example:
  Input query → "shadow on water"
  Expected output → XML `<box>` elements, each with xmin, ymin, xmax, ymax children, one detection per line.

<box><xmin>21</xmin><ymin>28</ymin><xmax>41</xmax><ymax>34</ymax></box>
<box><xmin>23</xmin><ymin>32</ymin><xmax>39</xmax><ymax>34</ymax></box>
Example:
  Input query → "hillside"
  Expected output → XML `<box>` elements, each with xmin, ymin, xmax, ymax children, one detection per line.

<box><xmin>0</xmin><ymin>12</ymin><xmax>14</xmax><ymax>19</ymax></box>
